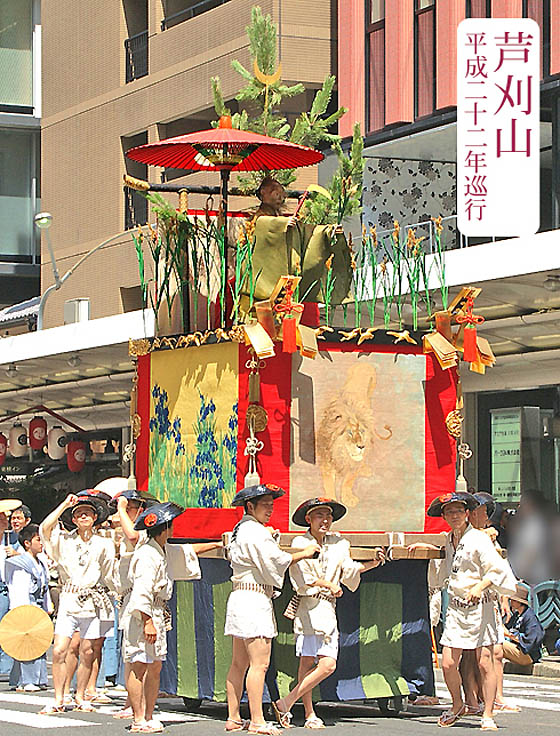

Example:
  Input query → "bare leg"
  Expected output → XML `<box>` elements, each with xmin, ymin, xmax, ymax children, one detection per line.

<box><xmin>494</xmin><ymin>644</ymin><xmax>505</xmax><ymax>704</ymax></box>
<box><xmin>441</xmin><ymin>646</ymin><xmax>465</xmax><ymax>714</ymax></box>
<box><xmin>476</xmin><ymin>645</ymin><xmax>497</xmax><ymax>720</ymax></box>
<box><xmin>51</xmin><ymin>635</ymin><xmax>72</xmax><ymax>707</ymax></box>
<box><xmin>63</xmin><ymin>632</ymin><xmax>80</xmax><ymax>699</ymax></box>
<box><xmin>127</xmin><ymin>662</ymin><xmax>148</xmax><ymax>724</ymax></box>
<box><xmin>226</xmin><ymin>637</ymin><xmax>250</xmax><ymax>723</ymax></box>
<box><xmin>245</xmin><ymin>637</ymin><xmax>272</xmax><ymax>726</ymax></box>
<box><xmin>143</xmin><ymin>661</ymin><xmax>162</xmax><ymax>722</ymax></box>
<box><xmin>75</xmin><ymin>638</ymin><xmax>95</xmax><ymax>705</ymax></box>
<box><xmin>85</xmin><ymin>638</ymin><xmax>104</xmax><ymax>697</ymax></box>
<box><xmin>299</xmin><ymin>658</ymin><xmax>317</xmax><ymax>720</ymax></box>
<box><xmin>459</xmin><ymin>649</ymin><xmax>481</xmax><ymax>708</ymax></box>
<box><xmin>277</xmin><ymin>656</ymin><xmax>336</xmax><ymax>719</ymax></box>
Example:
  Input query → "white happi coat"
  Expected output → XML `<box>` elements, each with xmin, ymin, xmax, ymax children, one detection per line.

<box><xmin>289</xmin><ymin>531</ymin><xmax>362</xmax><ymax>640</ymax></box>
<box><xmin>225</xmin><ymin>514</ymin><xmax>292</xmax><ymax>639</ymax></box>
<box><xmin>39</xmin><ymin>523</ymin><xmax>115</xmax><ymax>620</ymax></box>
<box><xmin>436</xmin><ymin>524</ymin><xmax>517</xmax><ymax>648</ymax></box>
<box><xmin>116</xmin><ymin>530</ymin><xmax>148</xmax><ymax>630</ymax></box>
<box><xmin>124</xmin><ymin>538</ymin><xmax>200</xmax><ymax>660</ymax></box>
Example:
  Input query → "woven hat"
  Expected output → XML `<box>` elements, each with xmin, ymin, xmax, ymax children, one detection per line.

<box><xmin>134</xmin><ymin>501</ymin><xmax>184</xmax><ymax>531</ymax></box>
<box><xmin>472</xmin><ymin>491</ymin><xmax>496</xmax><ymax>519</ymax></box>
<box><xmin>292</xmin><ymin>497</ymin><xmax>347</xmax><ymax>527</ymax></box>
<box><xmin>61</xmin><ymin>491</ymin><xmax>110</xmax><ymax>530</ymax></box>
<box><xmin>231</xmin><ymin>483</ymin><xmax>285</xmax><ymax>507</ymax></box>
<box><xmin>0</xmin><ymin>499</ymin><xmax>22</xmax><ymax>514</ymax></box>
<box><xmin>509</xmin><ymin>583</ymin><xmax>531</xmax><ymax>606</ymax></box>
<box><xmin>108</xmin><ymin>489</ymin><xmax>157</xmax><ymax>513</ymax></box>
<box><xmin>0</xmin><ymin>605</ymin><xmax>54</xmax><ymax>661</ymax></box>
<box><xmin>427</xmin><ymin>491</ymin><xmax>478</xmax><ymax>517</ymax></box>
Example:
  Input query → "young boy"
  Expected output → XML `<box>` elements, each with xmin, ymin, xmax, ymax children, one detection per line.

<box><xmin>273</xmin><ymin>497</ymin><xmax>384</xmax><ymax>729</ymax></box>
<box><xmin>5</xmin><ymin>524</ymin><xmax>51</xmax><ymax>691</ymax></box>
<box><xmin>502</xmin><ymin>584</ymin><xmax>544</xmax><ymax>667</ymax></box>
<box><xmin>123</xmin><ymin>501</ymin><xmax>220</xmax><ymax>733</ymax></box>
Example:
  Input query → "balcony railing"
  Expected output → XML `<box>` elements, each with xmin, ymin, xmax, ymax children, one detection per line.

<box><xmin>161</xmin><ymin>0</ymin><xmax>231</xmax><ymax>30</ymax></box>
<box><xmin>125</xmin><ymin>189</ymin><xmax>148</xmax><ymax>230</ymax></box>
<box><xmin>125</xmin><ymin>31</ymin><xmax>148</xmax><ymax>83</ymax></box>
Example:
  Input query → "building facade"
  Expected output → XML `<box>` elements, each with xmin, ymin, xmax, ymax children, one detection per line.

<box><xmin>0</xmin><ymin>0</ymin><xmax>41</xmax><ymax>308</ymax></box>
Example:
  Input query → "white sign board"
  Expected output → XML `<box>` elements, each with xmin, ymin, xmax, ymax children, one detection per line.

<box><xmin>457</xmin><ymin>19</ymin><xmax>540</xmax><ymax>236</ymax></box>
<box><xmin>491</xmin><ymin>407</ymin><xmax>521</xmax><ymax>503</ymax></box>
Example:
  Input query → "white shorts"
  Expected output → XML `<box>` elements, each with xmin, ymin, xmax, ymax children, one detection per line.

<box><xmin>128</xmin><ymin>651</ymin><xmax>164</xmax><ymax>664</ymax></box>
<box><xmin>224</xmin><ymin>589</ymin><xmax>277</xmax><ymax>639</ymax></box>
<box><xmin>55</xmin><ymin>611</ymin><xmax>114</xmax><ymax>640</ymax></box>
<box><xmin>296</xmin><ymin>632</ymin><xmax>339</xmax><ymax>660</ymax></box>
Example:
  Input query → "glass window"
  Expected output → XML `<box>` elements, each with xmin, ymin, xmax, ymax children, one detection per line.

<box><xmin>415</xmin><ymin>0</ymin><xmax>435</xmax><ymax>9</ymax></box>
<box><xmin>0</xmin><ymin>0</ymin><xmax>33</xmax><ymax>108</ymax></box>
<box><xmin>369</xmin><ymin>0</ymin><xmax>385</xmax><ymax>24</ymax></box>
<box><xmin>466</xmin><ymin>0</ymin><xmax>492</xmax><ymax>18</ymax></box>
<box><xmin>0</xmin><ymin>129</ymin><xmax>38</xmax><ymax>259</ymax></box>
<box><xmin>162</xmin><ymin>0</ymin><xmax>232</xmax><ymax>30</ymax></box>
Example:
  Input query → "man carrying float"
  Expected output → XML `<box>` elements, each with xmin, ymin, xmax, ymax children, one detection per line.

<box><xmin>224</xmin><ymin>484</ymin><xmax>319</xmax><ymax>736</ymax></box>
<box><xmin>273</xmin><ymin>497</ymin><xmax>385</xmax><ymax>730</ymax></box>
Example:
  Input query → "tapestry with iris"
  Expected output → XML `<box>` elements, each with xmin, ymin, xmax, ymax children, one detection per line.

<box><xmin>148</xmin><ymin>343</ymin><xmax>238</xmax><ymax>508</ymax></box>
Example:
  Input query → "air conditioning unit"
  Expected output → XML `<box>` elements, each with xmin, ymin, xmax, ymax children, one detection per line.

<box><xmin>64</xmin><ymin>298</ymin><xmax>90</xmax><ymax>324</ymax></box>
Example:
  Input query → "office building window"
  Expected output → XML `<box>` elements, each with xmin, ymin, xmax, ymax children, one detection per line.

<box><xmin>523</xmin><ymin>0</ymin><xmax>550</xmax><ymax>78</ymax></box>
<box><xmin>414</xmin><ymin>0</ymin><xmax>435</xmax><ymax>119</ymax></box>
<box><xmin>466</xmin><ymin>0</ymin><xmax>491</xmax><ymax>17</ymax></box>
<box><xmin>124</xmin><ymin>0</ymin><xmax>148</xmax><ymax>83</ymax></box>
<box><xmin>161</xmin><ymin>0</ymin><xmax>232</xmax><ymax>30</ymax></box>
<box><xmin>0</xmin><ymin>129</ymin><xmax>39</xmax><ymax>261</ymax></box>
<box><xmin>366</xmin><ymin>0</ymin><xmax>385</xmax><ymax>132</ymax></box>
<box><xmin>0</xmin><ymin>0</ymin><xmax>33</xmax><ymax>111</ymax></box>
<box><xmin>123</xmin><ymin>132</ymin><xmax>148</xmax><ymax>229</ymax></box>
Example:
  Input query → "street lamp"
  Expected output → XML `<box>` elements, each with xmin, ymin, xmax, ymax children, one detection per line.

<box><xmin>34</xmin><ymin>213</ymin><xmax>142</xmax><ymax>330</ymax></box>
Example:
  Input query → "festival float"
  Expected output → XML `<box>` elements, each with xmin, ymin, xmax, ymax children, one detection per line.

<box><xmin>124</xmin><ymin>8</ymin><xmax>495</xmax><ymax>715</ymax></box>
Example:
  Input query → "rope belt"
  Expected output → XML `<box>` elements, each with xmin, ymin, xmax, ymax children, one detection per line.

<box><xmin>153</xmin><ymin>596</ymin><xmax>172</xmax><ymax>631</ymax></box>
<box><xmin>232</xmin><ymin>581</ymin><xmax>274</xmax><ymax>598</ymax></box>
<box><xmin>283</xmin><ymin>591</ymin><xmax>336</xmax><ymax>620</ymax></box>
<box><xmin>62</xmin><ymin>582</ymin><xmax>113</xmax><ymax>618</ymax></box>
<box><xmin>116</xmin><ymin>587</ymin><xmax>133</xmax><ymax>610</ymax></box>
<box><xmin>449</xmin><ymin>590</ymin><xmax>493</xmax><ymax>610</ymax></box>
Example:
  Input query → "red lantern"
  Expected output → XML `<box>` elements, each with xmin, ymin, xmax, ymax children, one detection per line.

<box><xmin>0</xmin><ymin>433</ymin><xmax>7</xmax><ymax>466</ymax></box>
<box><xmin>67</xmin><ymin>440</ymin><xmax>86</xmax><ymax>473</ymax></box>
<box><xmin>28</xmin><ymin>416</ymin><xmax>47</xmax><ymax>450</ymax></box>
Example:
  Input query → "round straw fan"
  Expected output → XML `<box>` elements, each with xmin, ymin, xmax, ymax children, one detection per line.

<box><xmin>0</xmin><ymin>605</ymin><xmax>54</xmax><ymax>661</ymax></box>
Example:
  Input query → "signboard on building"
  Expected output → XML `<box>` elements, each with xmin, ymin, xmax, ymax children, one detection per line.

<box><xmin>491</xmin><ymin>408</ymin><xmax>521</xmax><ymax>502</ymax></box>
<box><xmin>457</xmin><ymin>19</ymin><xmax>540</xmax><ymax>236</ymax></box>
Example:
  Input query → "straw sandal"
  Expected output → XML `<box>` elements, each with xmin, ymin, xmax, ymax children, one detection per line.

<box><xmin>304</xmin><ymin>715</ymin><xmax>325</xmax><ymax>729</ymax></box>
<box><xmin>438</xmin><ymin>704</ymin><xmax>467</xmax><ymax>727</ymax></box>
<box><xmin>247</xmin><ymin>723</ymin><xmax>281</xmax><ymax>735</ymax></box>
<box><xmin>39</xmin><ymin>704</ymin><xmax>66</xmax><ymax>715</ymax></box>
<box><xmin>493</xmin><ymin>700</ymin><xmax>521</xmax><ymax>713</ymax></box>
<box><xmin>272</xmin><ymin>700</ymin><xmax>293</xmax><ymax>728</ymax></box>
<box><xmin>85</xmin><ymin>691</ymin><xmax>112</xmax><ymax>704</ymax></box>
<box><xmin>113</xmin><ymin>707</ymin><xmax>134</xmax><ymax>720</ymax></box>
<box><xmin>129</xmin><ymin>721</ymin><xmax>164</xmax><ymax>733</ymax></box>
<box><xmin>480</xmin><ymin>716</ymin><xmax>498</xmax><ymax>731</ymax></box>
<box><xmin>465</xmin><ymin>704</ymin><xmax>484</xmax><ymax>715</ymax></box>
<box><xmin>225</xmin><ymin>718</ymin><xmax>250</xmax><ymax>732</ymax></box>
<box><xmin>73</xmin><ymin>701</ymin><xmax>96</xmax><ymax>712</ymax></box>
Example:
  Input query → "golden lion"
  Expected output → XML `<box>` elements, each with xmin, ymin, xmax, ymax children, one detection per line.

<box><xmin>316</xmin><ymin>362</ymin><xmax>392</xmax><ymax>508</ymax></box>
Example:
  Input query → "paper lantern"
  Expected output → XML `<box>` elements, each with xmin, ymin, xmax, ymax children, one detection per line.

<box><xmin>8</xmin><ymin>424</ymin><xmax>27</xmax><ymax>457</ymax></box>
<box><xmin>28</xmin><ymin>416</ymin><xmax>47</xmax><ymax>450</ymax></box>
<box><xmin>47</xmin><ymin>426</ymin><xmax>67</xmax><ymax>460</ymax></box>
<box><xmin>0</xmin><ymin>433</ymin><xmax>7</xmax><ymax>466</ymax></box>
<box><xmin>67</xmin><ymin>440</ymin><xmax>86</xmax><ymax>473</ymax></box>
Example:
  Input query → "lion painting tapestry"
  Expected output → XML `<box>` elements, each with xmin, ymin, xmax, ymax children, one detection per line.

<box><xmin>291</xmin><ymin>348</ymin><xmax>427</xmax><ymax>532</ymax></box>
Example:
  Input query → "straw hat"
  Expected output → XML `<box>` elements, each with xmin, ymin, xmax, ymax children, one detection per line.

<box><xmin>231</xmin><ymin>483</ymin><xmax>285</xmax><ymax>507</ymax></box>
<box><xmin>0</xmin><ymin>605</ymin><xmax>54</xmax><ymax>661</ymax></box>
<box><xmin>292</xmin><ymin>497</ymin><xmax>347</xmax><ymax>527</ymax></box>
<box><xmin>0</xmin><ymin>499</ymin><xmax>23</xmax><ymax>514</ymax></box>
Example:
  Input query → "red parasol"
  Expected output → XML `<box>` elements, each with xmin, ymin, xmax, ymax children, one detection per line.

<box><xmin>126</xmin><ymin>116</ymin><xmax>324</xmax><ymax>239</ymax></box>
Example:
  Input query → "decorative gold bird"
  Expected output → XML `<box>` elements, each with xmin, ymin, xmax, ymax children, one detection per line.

<box><xmin>387</xmin><ymin>330</ymin><xmax>417</xmax><ymax>345</ymax></box>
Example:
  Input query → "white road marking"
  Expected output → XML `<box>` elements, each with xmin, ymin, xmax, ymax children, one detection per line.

<box><xmin>0</xmin><ymin>708</ymin><xmax>97</xmax><ymax>728</ymax></box>
<box><xmin>435</xmin><ymin>684</ymin><xmax>560</xmax><ymax>711</ymax></box>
